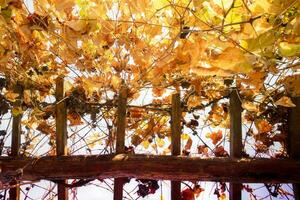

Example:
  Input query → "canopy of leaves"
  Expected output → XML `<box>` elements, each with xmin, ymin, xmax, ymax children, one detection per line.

<box><xmin>0</xmin><ymin>0</ymin><xmax>299</xmax><ymax>198</ymax></box>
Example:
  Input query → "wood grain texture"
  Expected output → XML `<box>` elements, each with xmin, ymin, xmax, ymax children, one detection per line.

<box><xmin>1</xmin><ymin>155</ymin><xmax>300</xmax><ymax>183</ymax></box>
<box><xmin>171</xmin><ymin>93</ymin><xmax>181</xmax><ymax>156</ymax></box>
<box><xmin>10</xmin><ymin>115</ymin><xmax>21</xmax><ymax>200</ymax></box>
<box><xmin>115</xmin><ymin>86</ymin><xmax>127</xmax><ymax>155</ymax></box>
<box><xmin>55</xmin><ymin>76</ymin><xmax>68</xmax><ymax>200</ymax></box>
<box><xmin>55</xmin><ymin>76</ymin><xmax>68</xmax><ymax>156</ymax></box>
<box><xmin>229</xmin><ymin>90</ymin><xmax>242</xmax><ymax>200</ymax></box>
<box><xmin>11</xmin><ymin>114</ymin><xmax>21</xmax><ymax>157</ymax></box>
<box><xmin>171</xmin><ymin>93</ymin><xmax>181</xmax><ymax>200</ymax></box>
<box><xmin>10</xmin><ymin>85</ymin><xmax>22</xmax><ymax>200</ymax></box>
<box><xmin>288</xmin><ymin>97</ymin><xmax>300</xmax><ymax>200</ymax></box>
<box><xmin>229</xmin><ymin>89</ymin><xmax>242</xmax><ymax>158</ymax></box>
<box><xmin>114</xmin><ymin>87</ymin><xmax>127</xmax><ymax>200</ymax></box>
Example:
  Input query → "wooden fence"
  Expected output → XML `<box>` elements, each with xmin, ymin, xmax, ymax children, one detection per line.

<box><xmin>1</xmin><ymin>77</ymin><xmax>300</xmax><ymax>200</ymax></box>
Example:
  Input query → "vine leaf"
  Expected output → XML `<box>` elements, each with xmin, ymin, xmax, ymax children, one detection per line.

<box><xmin>275</xmin><ymin>96</ymin><xmax>296</xmax><ymax>107</ymax></box>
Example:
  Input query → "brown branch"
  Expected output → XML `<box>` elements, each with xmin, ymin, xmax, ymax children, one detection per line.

<box><xmin>52</xmin><ymin>179</ymin><xmax>94</xmax><ymax>188</ymax></box>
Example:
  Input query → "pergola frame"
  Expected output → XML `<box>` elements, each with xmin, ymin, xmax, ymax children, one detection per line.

<box><xmin>1</xmin><ymin>77</ymin><xmax>300</xmax><ymax>200</ymax></box>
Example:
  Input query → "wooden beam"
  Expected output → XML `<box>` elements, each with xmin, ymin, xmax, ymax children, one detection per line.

<box><xmin>114</xmin><ymin>87</ymin><xmax>127</xmax><ymax>200</ymax></box>
<box><xmin>115</xmin><ymin>87</ymin><xmax>127</xmax><ymax>154</ymax></box>
<box><xmin>171</xmin><ymin>93</ymin><xmax>181</xmax><ymax>156</ymax></box>
<box><xmin>288</xmin><ymin>97</ymin><xmax>300</xmax><ymax>199</ymax></box>
<box><xmin>229</xmin><ymin>89</ymin><xmax>242</xmax><ymax>158</ymax></box>
<box><xmin>229</xmin><ymin>89</ymin><xmax>242</xmax><ymax>200</ymax></box>
<box><xmin>9</xmin><ymin>85</ymin><xmax>22</xmax><ymax>200</ymax></box>
<box><xmin>11</xmin><ymin>108</ymin><xmax>22</xmax><ymax>157</ymax></box>
<box><xmin>9</xmin><ymin>113</ymin><xmax>21</xmax><ymax>200</ymax></box>
<box><xmin>1</xmin><ymin>155</ymin><xmax>300</xmax><ymax>183</ymax></box>
<box><xmin>56</xmin><ymin>76</ymin><xmax>68</xmax><ymax>156</ymax></box>
<box><xmin>171</xmin><ymin>93</ymin><xmax>181</xmax><ymax>200</ymax></box>
<box><xmin>55</xmin><ymin>76</ymin><xmax>68</xmax><ymax>200</ymax></box>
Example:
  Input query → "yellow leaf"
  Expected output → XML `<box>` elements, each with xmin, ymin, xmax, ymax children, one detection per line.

<box><xmin>241</xmin><ymin>30</ymin><xmax>275</xmax><ymax>52</ymax></box>
<box><xmin>111</xmin><ymin>75</ymin><xmax>121</xmax><ymax>90</ymax></box>
<box><xmin>53</xmin><ymin>0</ymin><xmax>75</xmax><ymax>11</ymax></box>
<box><xmin>211</xmin><ymin>47</ymin><xmax>253</xmax><ymax>73</ymax></box>
<box><xmin>86</xmin><ymin>132</ymin><xmax>101</xmax><ymax>149</ymax></box>
<box><xmin>219</xmin><ymin>193</ymin><xmax>226</xmax><ymax>200</ymax></box>
<box><xmin>275</xmin><ymin>96</ymin><xmax>296</xmax><ymax>107</ymax></box>
<box><xmin>252</xmin><ymin>0</ymin><xmax>295</xmax><ymax>15</ymax></box>
<box><xmin>293</xmin><ymin>16</ymin><xmax>300</xmax><ymax>35</ymax></box>
<box><xmin>191</xmin><ymin>66</ymin><xmax>232</xmax><ymax>77</ymax></box>
<box><xmin>156</xmin><ymin>138</ymin><xmax>165</xmax><ymax>148</ymax></box>
<box><xmin>23</xmin><ymin>90</ymin><xmax>31</xmax><ymax>105</ymax></box>
<box><xmin>5</xmin><ymin>91</ymin><xmax>19</xmax><ymax>102</ymax></box>
<box><xmin>64</xmin><ymin>80</ymin><xmax>73</xmax><ymax>93</ymax></box>
<box><xmin>181</xmin><ymin>133</ymin><xmax>190</xmax><ymax>140</ymax></box>
<box><xmin>193</xmin><ymin>0</ymin><xmax>206</xmax><ymax>8</ymax></box>
<box><xmin>12</xmin><ymin>107</ymin><xmax>23</xmax><ymax>117</ymax></box>
<box><xmin>175</xmin><ymin>51</ymin><xmax>191</xmax><ymax>65</ymax></box>
<box><xmin>152</xmin><ymin>0</ymin><xmax>169</xmax><ymax>10</ymax></box>
<box><xmin>141</xmin><ymin>140</ymin><xmax>150</xmax><ymax>149</ymax></box>
<box><xmin>65</xmin><ymin>20</ymin><xmax>88</xmax><ymax>32</ymax></box>
<box><xmin>242</xmin><ymin>101</ymin><xmax>259</xmax><ymax>112</ymax></box>
<box><xmin>283</xmin><ymin>75</ymin><xmax>300</xmax><ymax>96</ymax></box>
<box><xmin>187</xmin><ymin>95</ymin><xmax>201</xmax><ymax>110</ymax></box>
<box><xmin>279</xmin><ymin>42</ymin><xmax>300</xmax><ymax>57</ymax></box>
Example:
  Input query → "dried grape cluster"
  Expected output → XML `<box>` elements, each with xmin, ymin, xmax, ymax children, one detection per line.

<box><xmin>136</xmin><ymin>179</ymin><xmax>159</xmax><ymax>198</ymax></box>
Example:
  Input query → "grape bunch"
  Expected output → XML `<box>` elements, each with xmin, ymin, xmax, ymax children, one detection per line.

<box><xmin>136</xmin><ymin>179</ymin><xmax>159</xmax><ymax>197</ymax></box>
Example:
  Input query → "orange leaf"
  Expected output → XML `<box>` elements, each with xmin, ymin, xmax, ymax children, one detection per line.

<box><xmin>193</xmin><ymin>185</ymin><xmax>204</xmax><ymax>197</ymax></box>
<box><xmin>181</xmin><ymin>188</ymin><xmax>195</xmax><ymax>200</ymax></box>
<box><xmin>255</xmin><ymin>119</ymin><xmax>272</xmax><ymax>134</ymax></box>
<box><xmin>197</xmin><ymin>145</ymin><xmax>209</xmax><ymax>156</ymax></box>
<box><xmin>37</xmin><ymin>121</ymin><xmax>55</xmax><ymax>136</ymax></box>
<box><xmin>219</xmin><ymin>193</ymin><xmax>226</xmax><ymax>200</ymax></box>
<box><xmin>153</xmin><ymin>87</ymin><xmax>166</xmax><ymax>97</ymax></box>
<box><xmin>275</xmin><ymin>96</ymin><xmax>296</xmax><ymax>107</ymax></box>
<box><xmin>67</xmin><ymin>112</ymin><xmax>84</xmax><ymax>126</ymax></box>
<box><xmin>184</xmin><ymin>138</ymin><xmax>193</xmax><ymax>151</ymax></box>
<box><xmin>214</xmin><ymin>146</ymin><xmax>229</xmax><ymax>157</ymax></box>
<box><xmin>5</xmin><ymin>91</ymin><xmax>19</xmax><ymax>102</ymax></box>
<box><xmin>206</xmin><ymin>130</ymin><xmax>223</xmax><ymax>145</ymax></box>
<box><xmin>130</xmin><ymin>108</ymin><xmax>143</xmax><ymax>118</ymax></box>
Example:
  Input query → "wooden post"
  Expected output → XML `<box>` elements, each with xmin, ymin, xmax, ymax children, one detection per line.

<box><xmin>115</xmin><ymin>87</ymin><xmax>127</xmax><ymax>154</ymax></box>
<box><xmin>171</xmin><ymin>93</ymin><xmax>181</xmax><ymax>200</ymax></box>
<box><xmin>229</xmin><ymin>89</ymin><xmax>242</xmax><ymax>200</ymax></box>
<box><xmin>9</xmin><ymin>113</ymin><xmax>21</xmax><ymax>200</ymax></box>
<box><xmin>55</xmin><ymin>76</ymin><xmax>68</xmax><ymax>200</ymax></box>
<box><xmin>114</xmin><ymin>87</ymin><xmax>127</xmax><ymax>200</ymax></box>
<box><xmin>9</xmin><ymin>85</ymin><xmax>22</xmax><ymax>200</ymax></box>
<box><xmin>288</xmin><ymin>96</ymin><xmax>300</xmax><ymax>200</ymax></box>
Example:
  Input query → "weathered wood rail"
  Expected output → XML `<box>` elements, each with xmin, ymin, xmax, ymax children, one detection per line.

<box><xmin>1</xmin><ymin>78</ymin><xmax>300</xmax><ymax>200</ymax></box>
<box><xmin>1</xmin><ymin>155</ymin><xmax>300</xmax><ymax>183</ymax></box>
